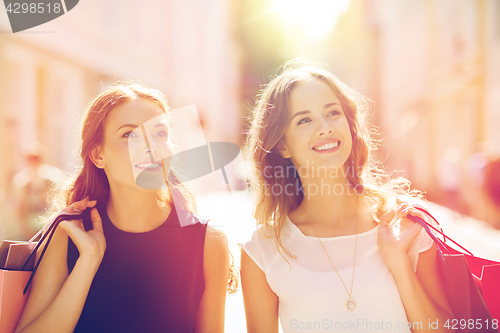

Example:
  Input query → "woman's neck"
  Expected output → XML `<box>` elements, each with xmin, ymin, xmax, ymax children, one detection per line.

<box><xmin>292</xmin><ymin>170</ymin><xmax>373</xmax><ymax>233</ymax></box>
<box><xmin>105</xmin><ymin>184</ymin><xmax>171</xmax><ymax>233</ymax></box>
<box><xmin>300</xmin><ymin>167</ymin><xmax>354</xmax><ymax>213</ymax></box>
<box><xmin>302</xmin><ymin>193</ymin><xmax>358</xmax><ymax>227</ymax></box>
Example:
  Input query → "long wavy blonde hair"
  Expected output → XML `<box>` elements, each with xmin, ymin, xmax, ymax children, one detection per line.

<box><xmin>246</xmin><ymin>59</ymin><xmax>420</xmax><ymax>257</ymax></box>
<box><xmin>47</xmin><ymin>80</ymin><xmax>238</xmax><ymax>293</ymax></box>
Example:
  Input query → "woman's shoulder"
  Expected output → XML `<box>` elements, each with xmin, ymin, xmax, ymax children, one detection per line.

<box><xmin>239</xmin><ymin>223</ymin><xmax>286</xmax><ymax>272</ymax></box>
<box><xmin>204</xmin><ymin>225</ymin><xmax>228</xmax><ymax>251</ymax></box>
<box><xmin>243</xmin><ymin>223</ymin><xmax>281</xmax><ymax>246</ymax></box>
<box><xmin>203</xmin><ymin>226</ymin><xmax>229</xmax><ymax>281</ymax></box>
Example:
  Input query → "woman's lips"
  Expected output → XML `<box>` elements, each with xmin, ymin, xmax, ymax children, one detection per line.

<box><xmin>134</xmin><ymin>161</ymin><xmax>163</xmax><ymax>171</ymax></box>
<box><xmin>312</xmin><ymin>139</ymin><xmax>341</xmax><ymax>153</ymax></box>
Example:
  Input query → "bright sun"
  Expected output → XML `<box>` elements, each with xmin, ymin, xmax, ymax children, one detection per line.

<box><xmin>272</xmin><ymin>0</ymin><xmax>350</xmax><ymax>41</ymax></box>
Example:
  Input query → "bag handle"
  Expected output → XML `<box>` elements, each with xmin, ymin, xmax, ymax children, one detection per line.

<box><xmin>412</xmin><ymin>207</ymin><xmax>474</xmax><ymax>256</ymax></box>
<box><xmin>26</xmin><ymin>222</ymin><xmax>48</xmax><ymax>244</ymax></box>
<box><xmin>21</xmin><ymin>212</ymin><xmax>84</xmax><ymax>295</ymax></box>
<box><xmin>406</xmin><ymin>214</ymin><xmax>449</xmax><ymax>263</ymax></box>
<box><xmin>406</xmin><ymin>207</ymin><xmax>474</xmax><ymax>262</ymax></box>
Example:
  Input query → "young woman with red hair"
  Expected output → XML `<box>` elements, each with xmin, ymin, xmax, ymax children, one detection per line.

<box><xmin>15</xmin><ymin>82</ymin><xmax>234</xmax><ymax>333</ymax></box>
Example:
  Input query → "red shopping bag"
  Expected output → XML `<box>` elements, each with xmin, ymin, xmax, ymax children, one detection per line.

<box><xmin>409</xmin><ymin>208</ymin><xmax>500</xmax><ymax>332</ymax></box>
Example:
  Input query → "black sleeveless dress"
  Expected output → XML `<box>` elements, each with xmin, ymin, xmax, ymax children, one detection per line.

<box><xmin>67</xmin><ymin>204</ymin><xmax>207</xmax><ymax>333</ymax></box>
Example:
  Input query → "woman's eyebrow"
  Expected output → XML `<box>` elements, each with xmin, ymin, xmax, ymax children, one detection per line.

<box><xmin>324</xmin><ymin>102</ymin><xmax>340</xmax><ymax>109</ymax></box>
<box><xmin>116</xmin><ymin>124</ymin><xmax>138</xmax><ymax>132</ymax></box>
<box><xmin>290</xmin><ymin>110</ymin><xmax>311</xmax><ymax>122</ymax></box>
<box><xmin>116</xmin><ymin>123</ymin><xmax>167</xmax><ymax>132</ymax></box>
<box><xmin>290</xmin><ymin>102</ymin><xmax>341</xmax><ymax>121</ymax></box>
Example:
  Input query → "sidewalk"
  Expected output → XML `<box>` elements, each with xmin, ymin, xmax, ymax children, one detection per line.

<box><xmin>197</xmin><ymin>190</ymin><xmax>500</xmax><ymax>332</ymax></box>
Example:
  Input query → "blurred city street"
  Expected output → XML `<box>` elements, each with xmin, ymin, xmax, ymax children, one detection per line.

<box><xmin>1</xmin><ymin>0</ymin><xmax>500</xmax><ymax>331</ymax></box>
<box><xmin>197</xmin><ymin>190</ymin><xmax>500</xmax><ymax>332</ymax></box>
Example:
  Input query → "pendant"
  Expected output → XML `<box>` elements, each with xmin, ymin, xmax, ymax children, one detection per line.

<box><xmin>346</xmin><ymin>298</ymin><xmax>356</xmax><ymax>311</ymax></box>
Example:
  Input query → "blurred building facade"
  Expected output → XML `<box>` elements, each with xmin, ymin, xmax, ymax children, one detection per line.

<box><xmin>0</xmin><ymin>0</ymin><xmax>242</xmax><ymax>239</ymax></box>
<box><xmin>323</xmin><ymin>0</ymin><xmax>500</xmax><ymax>223</ymax></box>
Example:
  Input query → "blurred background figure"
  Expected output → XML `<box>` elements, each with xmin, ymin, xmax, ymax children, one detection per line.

<box><xmin>465</xmin><ymin>141</ymin><xmax>492</xmax><ymax>221</ymax></box>
<box><xmin>484</xmin><ymin>158</ymin><xmax>500</xmax><ymax>228</ymax></box>
<box><xmin>10</xmin><ymin>142</ymin><xmax>64</xmax><ymax>239</ymax></box>
<box><xmin>437</xmin><ymin>147</ymin><xmax>462</xmax><ymax>212</ymax></box>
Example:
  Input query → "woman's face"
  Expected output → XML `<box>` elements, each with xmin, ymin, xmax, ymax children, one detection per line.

<box><xmin>93</xmin><ymin>98</ymin><xmax>172</xmax><ymax>191</ymax></box>
<box><xmin>279</xmin><ymin>78</ymin><xmax>353</xmax><ymax>174</ymax></box>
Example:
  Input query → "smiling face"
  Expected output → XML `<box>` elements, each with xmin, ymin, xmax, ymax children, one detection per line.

<box><xmin>279</xmin><ymin>78</ymin><xmax>353</xmax><ymax>173</ymax></box>
<box><xmin>91</xmin><ymin>98</ymin><xmax>173</xmax><ymax>191</ymax></box>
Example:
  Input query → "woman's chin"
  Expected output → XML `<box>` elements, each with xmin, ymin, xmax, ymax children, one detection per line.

<box><xmin>133</xmin><ymin>168</ymin><xmax>169</xmax><ymax>189</ymax></box>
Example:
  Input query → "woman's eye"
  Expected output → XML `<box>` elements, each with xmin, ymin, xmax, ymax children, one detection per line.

<box><xmin>123</xmin><ymin>131</ymin><xmax>137</xmax><ymax>138</ymax></box>
<box><xmin>297</xmin><ymin>118</ymin><xmax>311</xmax><ymax>125</ymax></box>
<box><xmin>153</xmin><ymin>130</ymin><xmax>168</xmax><ymax>137</ymax></box>
<box><xmin>327</xmin><ymin>110</ymin><xmax>341</xmax><ymax>117</ymax></box>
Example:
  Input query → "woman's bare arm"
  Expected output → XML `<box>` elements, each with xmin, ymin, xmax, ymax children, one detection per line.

<box><xmin>195</xmin><ymin>226</ymin><xmax>230</xmax><ymax>333</ymax></box>
<box><xmin>240</xmin><ymin>249</ymin><xmax>279</xmax><ymax>333</ymax></box>
<box><xmin>388</xmin><ymin>243</ymin><xmax>455</xmax><ymax>332</ymax></box>
<box><xmin>378</xmin><ymin>208</ymin><xmax>454</xmax><ymax>333</ymax></box>
<box><xmin>15</xmin><ymin>201</ymin><xmax>105</xmax><ymax>333</ymax></box>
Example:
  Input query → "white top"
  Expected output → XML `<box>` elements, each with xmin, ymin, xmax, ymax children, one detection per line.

<box><xmin>241</xmin><ymin>214</ymin><xmax>436</xmax><ymax>333</ymax></box>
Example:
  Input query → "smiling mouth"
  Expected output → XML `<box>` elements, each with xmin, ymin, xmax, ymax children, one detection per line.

<box><xmin>312</xmin><ymin>141</ymin><xmax>340</xmax><ymax>151</ymax></box>
<box><xmin>135</xmin><ymin>161</ymin><xmax>163</xmax><ymax>169</ymax></box>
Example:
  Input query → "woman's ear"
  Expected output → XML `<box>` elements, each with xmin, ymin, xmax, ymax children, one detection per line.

<box><xmin>277</xmin><ymin>141</ymin><xmax>292</xmax><ymax>159</ymax></box>
<box><xmin>90</xmin><ymin>146</ymin><xmax>106</xmax><ymax>169</ymax></box>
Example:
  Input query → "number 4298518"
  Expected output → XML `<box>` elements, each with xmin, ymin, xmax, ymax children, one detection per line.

<box><xmin>5</xmin><ymin>3</ymin><xmax>62</xmax><ymax>14</ymax></box>
<box><xmin>444</xmin><ymin>318</ymin><xmax>498</xmax><ymax>330</ymax></box>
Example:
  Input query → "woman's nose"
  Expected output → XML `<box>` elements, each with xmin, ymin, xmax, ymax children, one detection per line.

<box><xmin>145</xmin><ymin>140</ymin><xmax>158</xmax><ymax>155</ymax></box>
<box><xmin>317</xmin><ymin>118</ymin><xmax>334</xmax><ymax>136</ymax></box>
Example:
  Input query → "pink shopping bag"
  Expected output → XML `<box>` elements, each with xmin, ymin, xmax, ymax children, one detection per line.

<box><xmin>0</xmin><ymin>268</ymin><xmax>32</xmax><ymax>333</ymax></box>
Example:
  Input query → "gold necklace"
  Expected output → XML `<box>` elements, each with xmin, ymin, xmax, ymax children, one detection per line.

<box><xmin>303</xmin><ymin>198</ymin><xmax>359</xmax><ymax>312</ymax></box>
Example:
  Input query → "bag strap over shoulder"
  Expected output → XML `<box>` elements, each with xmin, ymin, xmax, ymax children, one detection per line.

<box><xmin>21</xmin><ymin>212</ymin><xmax>84</xmax><ymax>295</ymax></box>
<box><xmin>407</xmin><ymin>207</ymin><xmax>474</xmax><ymax>257</ymax></box>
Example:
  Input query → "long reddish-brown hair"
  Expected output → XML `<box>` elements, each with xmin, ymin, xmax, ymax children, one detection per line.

<box><xmin>246</xmin><ymin>59</ymin><xmax>420</xmax><ymax>257</ymax></box>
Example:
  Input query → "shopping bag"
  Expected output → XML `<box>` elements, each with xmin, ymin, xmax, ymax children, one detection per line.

<box><xmin>0</xmin><ymin>212</ymin><xmax>83</xmax><ymax>333</ymax></box>
<box><xmin>408</xmin><ymin>208</ymin><xmax>500</xmax><ymax>333</ymax></box>
<box><xmin>0</xmin><ymin>240</ymin><xmax>37</xmax><ymax>333</ymax></box>
<box><xmin>0</xmin><ymin>269</ymin><xmax>32</xmax><ymax>333</ymax></box>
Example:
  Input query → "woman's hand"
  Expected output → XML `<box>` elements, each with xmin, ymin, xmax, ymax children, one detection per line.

<box><xmin>58</xmin><ymin>197</ymin><xmax>106</xmax><ymax>271</ymax></box>
<box><xmin>377</xmin><ymin>200</ymin><xmax>427</xmax><ymax>273</ymax></box>
<box><xmin>14</xmin><ymin>197</ymin><xmax>107</xmax><ymax>333</ymax></box>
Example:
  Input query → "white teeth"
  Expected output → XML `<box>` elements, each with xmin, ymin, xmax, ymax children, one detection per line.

<box><xmin>314</xmin><ymin>141</ymin><xmax>339</xmax><ymax>151</ymax></box>
<box><xmin>136</xmin><ymin>162</ymin><xmax>162</xmax><ymax>168</ymax></box>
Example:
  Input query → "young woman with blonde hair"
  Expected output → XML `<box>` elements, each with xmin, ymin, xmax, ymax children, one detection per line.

<box><xmin>241</xmin><ymin>60</ymin><xmax>454</xmax><ymax>332</ymax></box>
<box><xmin>15</xmin><ymin>81</ymin><xmax>235</xmax><ymax>333</ymax></box>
